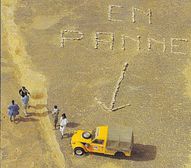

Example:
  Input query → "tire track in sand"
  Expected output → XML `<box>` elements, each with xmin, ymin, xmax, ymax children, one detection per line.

<box><xmin>2</xmin><ymin>0</ymin><xmax>65</xmax><ymax>167</ymax></box>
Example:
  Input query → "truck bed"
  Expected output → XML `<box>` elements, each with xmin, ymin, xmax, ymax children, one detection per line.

<box><xmin>106</xmin><ymin>127</ymin><xmax>133</xmax><ymax>151</ymax></box>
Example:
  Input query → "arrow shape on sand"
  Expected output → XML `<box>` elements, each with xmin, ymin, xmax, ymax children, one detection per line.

<box><xmin>95</xmin><ymin>62</ymin><xmax>130</xmax><ymax>112</ymax></box>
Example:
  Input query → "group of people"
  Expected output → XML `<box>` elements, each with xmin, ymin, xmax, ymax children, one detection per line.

<box><xmin>52</xmin><ymin>105</ymin><xmax>68</xmax><ymax>139</ymax></box>
<box><xmin>7</xmin><ymin>86</ymin><xmax>68</xmax><ymax>139</ymax></box>
<box><xmin>8</xmin><ymin>86</ymin><xmax>30</xmax><ymax>122</ymax></box>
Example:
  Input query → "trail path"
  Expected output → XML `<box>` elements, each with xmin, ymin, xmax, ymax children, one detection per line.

<box><xmin>1</xmin><ymin>0</ymin><xmax>65</xmax><ymax>167</ymax></box>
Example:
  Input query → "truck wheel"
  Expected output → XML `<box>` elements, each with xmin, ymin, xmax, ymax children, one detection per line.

<box><xmin>74</xmin><ymin>147</ymin><xmax>85</xmax><ymax>156</ymax></box>
<box><xmin>115</xmin><ymin>152</ymin><xmax>125</xmax><ymax>158</ymax></box>
<box><xmin>82</xmin><ymin>132</ymin><xmax>91</xmax><ymax>139</ymax></box>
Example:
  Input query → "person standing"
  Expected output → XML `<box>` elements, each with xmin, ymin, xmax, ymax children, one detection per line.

<box><xmin>8</xmin><ymin>100</ymin><xmax>20</xmax><ymax>122</ymax></box>
<box><xmin>19</xmin><ymin>86</ymin><xmax>30</xmax><ymax>97</ymax></box>
<box><xmin>60</xmin><ymin>113</ymin><xmax>68</xmax><ymax>139</ymax></box>
<box><xmin>52</xmin><ymin>105</ymin><xmax>59</xmax><ymax>129</ymax></box>
<box><xmin>21</xmin><ymin>93</ymin><xmax>29</xmax><ymax>116</ymax></box>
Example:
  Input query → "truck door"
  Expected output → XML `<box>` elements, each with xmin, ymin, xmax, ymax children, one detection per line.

<box><xmin>89</xmin><ymin>139</ymin><xmax>104</xmax><ymax>153</ymax></box>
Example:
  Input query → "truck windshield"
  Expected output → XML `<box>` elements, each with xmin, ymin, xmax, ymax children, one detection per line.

<box><xmin>91</xmin><ymin>129</ymin><xmax>96</xmax><ymax>140</ymax></box>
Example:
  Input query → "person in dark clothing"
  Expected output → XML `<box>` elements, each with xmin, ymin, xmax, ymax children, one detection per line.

<box><xmin>19</xmin><ymin>86</ymin><xmax>30</xmax><ymax>97</ymax></box>
<box><xmin>52</xmin><ymin>105</ymin><xmax>60</xmax><ymax>129</ymax></box>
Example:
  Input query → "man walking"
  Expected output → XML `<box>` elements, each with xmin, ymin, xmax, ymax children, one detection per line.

<box><xmin>60</xmin><ymin>113</ymin><xmax>68</xmax><ymax>139</ymax></box>
<box><xmin>21</xmin><ymin>93</ymin><xmax>29</xmax><ymax>116</ymax></box>
<box><xmin>8</xmin><ymin>100</ymin><xmax>20</xmax><ymax>122</ymax></box>
<box><xmin>52</xmin><ymin>105</ymin><xmax>59</xmax><ymax>129</ymax></box>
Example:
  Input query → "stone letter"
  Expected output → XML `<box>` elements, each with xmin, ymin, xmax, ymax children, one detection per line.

<box><xmin>95</xmin><ymin>32</ymin><xmax>114</xmax><ymax>50</ymax></box>
<box><xmin>148</xmin><ymin>37</ymin><xmax>166</xmax><ymax>52</ymax></box>
<box><xmin>60</xmin><ymin>30</ymin><xmax>83</xmax><ymax>47</ymax></box>
<box><xmin>171</xmin><ymin>38</ymin><xmax>188</xmax><ymax>55</ymax></box>
<box><xmin>121</xmin><ymin>35</ymin><xmax>141</xmax><ymax>51</ymax></box>
<box><xmin>132</xmin><ymin>7</ymin><xmax>152</xmax><ymax>24</ymax></box>
<box><xmin>108</xmin><ymin>5</ymin><xmax>123</xmax><ymax>22</ymax></box>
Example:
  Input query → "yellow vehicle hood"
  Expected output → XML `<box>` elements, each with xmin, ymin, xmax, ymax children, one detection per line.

<box><xmin>71</xmin><ymin>130</ymin><xmax>92</xmax><ymax>144</ymax></box>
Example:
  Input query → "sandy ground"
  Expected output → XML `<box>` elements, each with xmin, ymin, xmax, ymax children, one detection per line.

<box><xmin>1</xmin><ymin>72</ymin><xmax>58</xmax><ymax>168</ymax></box>
<box><xmin>1</xmin><ymin>0</ymin><xmax>191</xmax><ymax>168</ymax></box>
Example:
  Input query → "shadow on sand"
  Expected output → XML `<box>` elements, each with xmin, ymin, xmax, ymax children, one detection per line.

<box><xmin>90</xmin><ymin>143</ymin><xmax>156</xmax><ymax>161</ymax></box>
<box><xmin>60</xmin><ymin>132</ymin><xmax>74</xmax><ymax>139</ymax></box>
<box><xmin>29</xmin><ymin>104</ymin><xmax>47</xmax><ymax>110</ymax></box>
<box><xmin>67</xmin><ymin>122</ymin><xmax>80</xmax><ymax>128</ymax></box>
<box><xmin>130</xmin><ymin>144</ymin><xmax>156</xmax><ymax>161</ymax></box>
<box><xmin>15</xmin><ymin>116</ymin><xmax>39</xmax><ymax>124</ymax></box>
<box><xmin>27</xmin><ymin>111</ymin><xmax>49</xmax><ymax>117</ymax></box>
<box><xmin>66</xmin><ymin>132</ymin><xmax>74</xmax><ymax>138</ymax></box>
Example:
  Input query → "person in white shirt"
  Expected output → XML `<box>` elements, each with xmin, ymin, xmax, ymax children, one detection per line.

<box><xmin>52</xmin><ymin>105</ymin><xmax>59</xmax><ymax>129</ymax></box>
<box><xmin>21</xmin><ymin>93</ymin><xmax>29</xmax><ymax>116</ymax></box>
<box><xmin>60</xmin><ymin>113</ymin><xmax>68</xmax><ymax>139</ymax></box>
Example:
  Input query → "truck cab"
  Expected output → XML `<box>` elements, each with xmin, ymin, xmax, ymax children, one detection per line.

<box><xmin>71</xmin><ymin>126</ymin><xmax>133</xmax><ymax>157</ymax></box>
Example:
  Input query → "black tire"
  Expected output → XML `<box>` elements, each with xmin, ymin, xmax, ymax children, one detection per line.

<box><xmin>74</xmin><ymin>147</ymin><xmax>85</xmax><ymax>156</ymax></box>
<box><xmin>82</xmin><ymin>132</ymin><xmax>91</xmax><ymax>139</ymax></box>
<box><xmin>115</xmin><ymin>152</ymin><xmax>125</xmax><ymax>158</ymax></box>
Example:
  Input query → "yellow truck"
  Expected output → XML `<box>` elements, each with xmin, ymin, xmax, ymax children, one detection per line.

<box><xmin>71</xmin><ymin>126</ymin><xmax>134</xmax><ymax>157</ymax></box>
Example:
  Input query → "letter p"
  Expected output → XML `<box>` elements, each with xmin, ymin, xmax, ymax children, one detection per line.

<box><xmin>60</xmin><ymin>30</ymin><xmax>83</xmax><ymax>47</ymax></box>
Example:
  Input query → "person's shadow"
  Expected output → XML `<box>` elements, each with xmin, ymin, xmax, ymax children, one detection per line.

<box><xmin>29</xmin><ymin>104</ymin><xmax>47</xmax><ymax>110</ymax></box>
<box><xmin>63</xmin><ymin>132</ymin><xmax>73</xmax><ymax>138</ymax></box>
<box><xmin>27</xmin><ymin>111</ymin><xmax>48</xmax><ymax>117</ymax></box>
<box><xmin>15</xmin><ymin>116</ymin><xmax>39</xmax><ymax>124</ymax></box>
<box><xmin>27</xmin><ymin>104</ymin><xmax>49</xmax><ymax>117</ymax></box>
<box><xmin>67</xmin><ymin>122</ymin><xmax>80</xmax><ymax>128</ymax></box>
